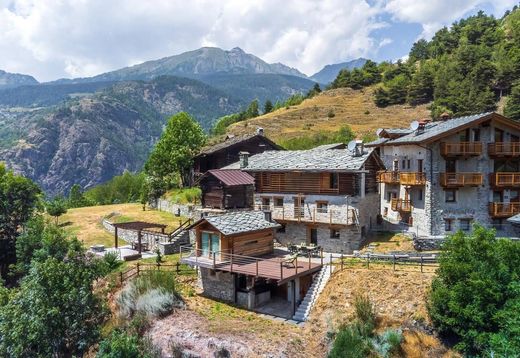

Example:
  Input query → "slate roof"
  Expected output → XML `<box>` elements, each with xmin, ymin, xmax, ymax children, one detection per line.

<box><xmin>364</xmin><ymin>138</ymin><xmax>389</xmax><ymax>147</ymax></box>
<box><xmin>206</xmin><ymin>169</ymin><xmax>255</xmax><ymax>186</ymax></box>
<box><xmin>224</xmin><ymin>148</ymin><xmax>375</xmax><ymax>172</ymax></box>
<box><xmin>309</xmin><ymin>142</ymin><xmax>346</xmax><ymax>150</ymax></box>
<box><xmin>387</xmin><ymin>112</ymin><xmax>494</xmax><ymax>145</ymax></box>
<box><xmin>196</xmin><ymin>134</ymin><xmax>281</xmax><ymax>156</ymax></box>
<box><xmin>192</xmin><ymin>211</ymin><xmax>281</xmax><ymax>236</ymax></box>
<box><xmin>508</xmin><ymin>214</ymin><xmax>520</xmax><ymax>226</ymax></box>
<box><xmin>384</xmin><ymin>128</ymin><xmax>412</xmax><ymax>136</ymax></box>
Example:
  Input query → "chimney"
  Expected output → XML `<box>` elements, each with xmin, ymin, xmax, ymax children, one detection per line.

<box><xmin>263</xmin><ymin>210</ymin><xmax>272</xmax><ymax>222</ymax></box>
<box><xmin>239</xmin><ymin>151</ymin><xmax>249</xmax><ymax>169</ymax></box>
<box><xmin>440</xmin><ymin>112</ymin><xmax>451</xmax><ymax>121</ymax></box>
<box><xmin>355</xmin><ymin>140</ymin><xmax>364</xmax><ymax>157</ymax></box>
<box><xmin>256</xmin><ymin>127</ymin><xmax>264</xmax><ymax>136</ymax></box>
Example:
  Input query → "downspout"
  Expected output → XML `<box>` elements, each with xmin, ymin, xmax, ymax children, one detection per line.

<box><xmin>417</xmin><ymin>144</ymin><xmax>434</xmax><ymax>237</ymax></box>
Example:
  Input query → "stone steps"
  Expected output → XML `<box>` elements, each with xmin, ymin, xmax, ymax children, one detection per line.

<box><xmin>292</xmin><ymin>266</ymin><xmax>332</xmax><ymax>322</ymax></box>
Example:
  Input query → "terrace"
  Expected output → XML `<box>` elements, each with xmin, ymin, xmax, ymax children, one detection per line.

<box><xmin>391</xmin><ymin>198</ymin><xmax>412</xmax><ymax>212</ymax></box>
<box><xmin>489</xmin><ymin>202</ymin><xmax>520</xmax><ymax>218</ymax></box>
<box><xmin>488</xmin><ymin>142</ymin><xmax>520</xmax><ymax>157</ymax></box>
<box><xmin>180</xmin><ymin>247</ymin><xmax>323</xmax><ymax>285</ymax></box>
<box><xmin>440</xmin><ymin>172</ymin><xmax>483</xmax><ymax>188</ymax></box>
<box><xmin>489</xmin><ymin>172</ymin><xmax>520</xmax><ymax>188</ymax></box>
<box><xmin>440</xmin><ymin>142</ymin><xmax>483</xmax><ymax>157</ymax></box>
<box><xmin>254</xmin><ymin>204</ymin><xmax>357</xmax><ymax>226</ymax></box>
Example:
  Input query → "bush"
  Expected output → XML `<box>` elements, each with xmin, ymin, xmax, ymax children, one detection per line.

<box><xmin>428</xmin><ymin>225</ymin><xmax>520</xmax><ymax>354</ymax></box>
<box><xmin>371</xmin><ymin>329</ymin><xmax>403</xmax><ymax>358</ymax></box>
<box><xmin>97</xmin><ymin>330</ymin><xmax>142</xmax><ymax>358</ymax></box>
<box><xmin>117</xmin><ymin>271</ymin><xmax>182</xmax><ymax>319</ymax></box>
<box><xmin>329</xmin><ymin>325</ymin><xmax>370</xmax><ymax>358</ymax></box>
<box><xmin>103</xmin><ymin>251</ymin><xmax>122</xmax><ymax>271</ymax></box>
<box><xmin>354</xmin><ymin>293</ymin><xmax>376</xmax><ymax>335</ymax></box>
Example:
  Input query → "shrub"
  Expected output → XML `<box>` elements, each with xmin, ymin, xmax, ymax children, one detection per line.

<box><xmin>169</xmin><ymin>340</ymin><xmax>184</xmax><ymax>358</ymax></box>
<box><xmin>117</xmin><ymin>271</ymin><xmax>182</xmax><ymax>319</ymax></box>
<box><xmin>372</xmin><ymin>329</ymin><xmax>403</xmax><ymax>358</ymax></box>
<box><xmin>97</xmin><ymin>330</ymin><xmax>142</xmax><ymax>358</ymax></box>
<box><xmin>428</xmin><ymin>225</ymin><xmax>520</xmax><ymax>354</ymax></box>
<box><xmin>354</xmin><ymin>293</ymin><xmax>376</xmax><ymax>335</ymax></box>
<box><xmin>103</xmin><ymin>251</ymin><xmax>122</xmax><ymax>271</ymax></box>
<box><xmin>329</xmin><ymin>325</ymin><xmax>370</xmax><ymax>358</ymax></box>
<box><xmin>327</xmin><ymin>109</ymin><xmax>335</xmax><ymax>118</ymax></box>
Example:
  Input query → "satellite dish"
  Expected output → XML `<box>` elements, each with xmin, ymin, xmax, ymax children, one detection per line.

<box><xmin>376</xmin><ymin>128</ymin><xmax>384</xmax><ymax>137</ymax></box>
<box><xmin>347</xmin><ymin>140</ymin><xmax>357</xmax><ymax>151</ymax></box>
<box><xmin>410</xmin><ymin>120</ymin><xmax>420</xmax><ymax>131</ymax></box>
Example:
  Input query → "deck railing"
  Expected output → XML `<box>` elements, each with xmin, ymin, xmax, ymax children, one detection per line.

<box><xmin>179</xmin><ymin>246</ymin><xmax>323</xmax><ymax>281</ymax></box>
<box><xmin>254</xmin><ymin>204</ymin><xmax>356</xmax><ymax>225</ymax></box>
<box><xmin>377</xmin><ymin>171</ymin><xmax>426</xmax><ymax>185</ymax></box>
<box><xmin>488</xmin><ymin>202</ymin><xmax>520</xmax><ymax>218</ymax></box>
<box><xmin>489</xmin><ymin>172</ymin><xmax>520</xmax><ymax>188</ymax></box>
<box><xmin>391</xmin><ymin>198</ymin><xmax>412</xmax><ymax>212</ymax></box>
<box><xmin>377</xmin><ymin>171</ymin><xmax>400</xmax><ymax>184</ymax></box>
<box><xmin>439</xmin><ymin>172</ymin><xmax>483</xmax><ymax>187</ymax></box>
<box><xmin>488</xmin><ymin>142</ymin><xmax>520</xmax><ymax>157</ymax></box>
<box><xmin>440</xmin><ymin>142</ymin><xmax>483</xmax><ymax>157</ymax></box>
<box><xmin>399</xmin><ymin>172</ymin><xmax>426</xmax><ymax>185</ymax></box>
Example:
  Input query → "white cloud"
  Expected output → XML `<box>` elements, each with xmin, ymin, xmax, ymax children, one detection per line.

<box><xmin>385</xmin><ymin>0</ymin><xmax>518</xmax><ymax>38</ymax></box>
<box><xmin>0</xmin><ymin>0</ymin><xmax>387</xmax><ymax>80</ymax></box>
<box><xmin>0</xmin><ymin>0</ymin><xmax>517</xmax><ymax>81</ymax></box>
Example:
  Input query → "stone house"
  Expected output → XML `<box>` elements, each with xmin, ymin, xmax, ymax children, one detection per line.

<box><xmin>367</xmin><ymin>112</ymin><xmax>520</xmax><ymax>238</ymax></box>
<box><xmin>225</xmin><ymin>143</ymin><xmax>385</xmax><ymax>253</ymax></box>
<box><xmin>181</xmin><ymin>211</ymin><xmax>322</xmax><ymax>318</ymax></box>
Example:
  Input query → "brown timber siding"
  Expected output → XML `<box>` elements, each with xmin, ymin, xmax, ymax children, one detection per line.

<box><xmin>254</xmin><ymin>172</ymin><xmax>358</xmax><ymax>195</ymax></box>
<box><xmin>230</xmin><ymin>230</ymin><xmax>275</xmax><ymax>257</ymax></box>
<box><xmin>363</xmin><ymin>155</ymin><xmax>380</xmax><ymax>193</ymax></box>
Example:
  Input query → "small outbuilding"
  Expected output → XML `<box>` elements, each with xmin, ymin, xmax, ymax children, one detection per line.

<box><xmin>199</xmin><ymin>169</ymin><xmax>255</xmax><ymax>210</ymax></box>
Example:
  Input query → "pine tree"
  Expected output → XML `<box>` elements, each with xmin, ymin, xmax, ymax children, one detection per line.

<box><xmin>504</xmin><ymin>82</ymin><xmax>520</xmax><ymax>120</ymax></box>
<box><xmin>263</xmin><ymin>100</ymin><xmax>273</xmax><ymax>114</ymax></box>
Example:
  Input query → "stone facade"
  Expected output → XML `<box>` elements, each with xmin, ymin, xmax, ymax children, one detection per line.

<box><xmin>379</xmin><ymin>120</ymin><xmax>520</xmax><ymax>238</ymax></box>
<box><xmin>199</xmin><ymin>267</ymin><xmax>235</xmax><ymax>302</ymax></box>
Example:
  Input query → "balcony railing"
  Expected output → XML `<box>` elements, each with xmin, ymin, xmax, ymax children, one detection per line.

<box><xmin>391</xmin><ymin>198</ymin><xmax>412</xmax><ymax>212</ymax></box>
<box><xmin>489</xmin><ymin>172</ymin><xmax>520</xmax><ymax>188</ymax></box>
<box><xmin>377</xmin><ymin>171</ymin><xmax>426</xmax><ymax>185</ymax></box>
<box><xmin>400</xmin><ymin>172</ymin><xmax>426</xmax><ymax>186</ymax></box>
<box><xmin>377</xmin><ymin>171</ymin><xmax>400</xmax><ymax>184</ymax></box>
<box><xmin>488</xmin><ymin>142</ymin><xmax>520</xmax><ymax>157</ymax></box>
<box><xmin>254</xmin><ymin>204</ymin><xmax>356</xmax><ymax>225</ymax></box>
<box><xmin>440</xmin><ymin>142</ymin><xmax>483</xmax><ymax>157</ymax></box>
<box><xmin>488</xmin><ymin>202</ymin><xmax>520</xmax><ymax>218</ymax></box>
<box><xmin>439</xmin><ymin>173</ymin><xmax>483</xmax><ymax>187</ymax></box>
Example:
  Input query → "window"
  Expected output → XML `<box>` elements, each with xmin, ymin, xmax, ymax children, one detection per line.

<box><xmin>277</xmin><ymin>224</ymin><xmax>286</xmax><ymax>233</ymax></box>
<box><xmin>446</xmin><ymin>159</ymin><xmax>456</xmax><ymax>172</ymax></box>
<box><xmin>330</xmin><ymin>229</ymin><xmax>340</xmax><ymax>239</ymax></box>
<box><xmin>418</xmin><ymin>189</ymin><xmax>423</xmax><ymax>201</ymax></box>
<box><xmin>402</xmin><ymin>159</ymin><xmax>406</xmax><ymax>169</ymax></box>
<box><xmin>329</xmin><ymin>173</ymin><xmax>338</xmax><ymax>189</ymax></box>
<box><xmin>460</xmin><ymin>219</ymin><xmax>471</xmax><ymax>231</ymax></box>
<box><xmin>444</xmin><ymin>219</ymin><xmax>453</xmax><ymax>232</ymax></box>
<box><xmin>393</xmin><ymin>159</ymin><xmax>399</xmax><ymax>171</ymax></box>
<box><xmin>316</xmin><ymin>201</ymin><xmax>328</xmax><ymax>213</ymax></box>
<box><xmin>262</xmin><ymin>197</ymin><xmax>270</xmax><ymax>207</ymax></box>
<box><xmin>472</xmin><ymin>128</ymin><xmax>480</xmax><ymax>141</ymax></box>
<box><xmin>407</xmin><ymin>159</ymin><xmax>411</xmax><ymax>169</ymax></box>
<box><xmin>445</xmin><ymin>189</ymin><xmax>456</xmax><ymax>203</ymax></box>
<box><xmin>417</xmin><ymin>159</ymin><xmax>423</xmax><ymax>173</ymax></box>
<box><xmin>274</xmin><ymin>197</ymin><xmax>284</xmax><ymax>208</ymax></box>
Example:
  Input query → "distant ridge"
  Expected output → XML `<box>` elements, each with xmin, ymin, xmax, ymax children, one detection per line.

<box><xmin>310</xmin><ymin>58</ymin><xmax>368</xmax><ymax>84</ymax></box>
<box><xmin>0</xmin><ymin>69</ymin><xmax>38</xmax><ymax>89</ymax></box>
<box><xmin>51</xmin><ymin>47</ymin><xmax>308</xmax><ymax>84</ymax></box>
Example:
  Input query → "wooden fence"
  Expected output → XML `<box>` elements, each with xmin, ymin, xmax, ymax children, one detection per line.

<box><xmin>118</xmin><ymin>262</ymin><xmax>196</xmax><ymax>286</ymax></box>
<box><xmin>327</xmin><ymin>252</ymin><xmax>439</xmax><ymax>274</ymax></box>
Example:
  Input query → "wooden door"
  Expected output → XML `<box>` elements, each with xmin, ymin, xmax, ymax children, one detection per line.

<box><xmin>309</xmin><ymin>228</ymin><xmax>318</xmax><ymax>245</ymax></box>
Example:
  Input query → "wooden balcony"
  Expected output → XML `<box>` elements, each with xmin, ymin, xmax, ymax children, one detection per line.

<box><xmin>440</xmin><ymin>142</ymin><xmax>483</xmax><ymax>157</ymax></box>
<box><xmin>377</xmin><ymin>171</ymin><xmax>400</xmax><ymax>184</ymax></box>
<box><xmin>254</xmin><ymin>205</ymin><xmax>356</xmax><ymax>225</ymax></box>
<box><xmin>391</xmin><ymin>198</ymin><xmax>412</xmax><ymax>212</ymax></box>
<box><xmin>489</xmin><ymin>202</ymin><xmax>520</xmax><ymax>218</ymax></box>
<box><xmin>439</xmin><ymin>173</ymin><xmax>483</xmax><ymax>188</ymax></box>
<box><xmin>488</xmin><ymin>142</ymin><xmax>520</xmax><ymax>157</ymax></box>
<box><xmin>400</xmin><ymin>172</ymin><xmax>426</xmax><ymax>186</ymax></box>
<box><xmin>489</xmin><ymin>172</ymin><xmax>520</xmax><ymax>188</ymax></box>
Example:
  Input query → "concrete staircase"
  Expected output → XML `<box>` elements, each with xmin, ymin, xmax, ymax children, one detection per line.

<box><xmin>292</xmin><ymin>265</ymin><xmax>332</xmax><ymax>322</ymax></box>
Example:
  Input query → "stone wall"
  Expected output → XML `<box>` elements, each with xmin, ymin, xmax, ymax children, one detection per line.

<box><xmin>199</xmin><ymin>267</ymin><xmax>235</xmax><ymax>303</ymax></box>
<box><xmin>413</xmin><ymin>237</ymin><xmax>445</xmax><ymax>251</ymax></box>
<box><xmin>152</xmin><ymin>199</ymin><xmax>201</xmax><ymax>219</ymax></box>
<box><xmin>275</xmin><ymin>222</ymin><xmax>362</xmax><ymax>253</ymax></box>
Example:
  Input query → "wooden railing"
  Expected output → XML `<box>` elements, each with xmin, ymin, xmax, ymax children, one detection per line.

<box><xmin>440</xmin><ymin>142</ymin><xmax>483</xmax><ymax>157</ymax></box>
<box><xmin>391</xmin><ymin>198</ymin><xmax>412</xmax><ymax>212</ymax></box>
<box><xmin>488</xmin><ymin>202</ymin><xmax>520</xmax><ymax>218</ymax></box>
<box><xmin>489</xmin><ymin>172</ymin><xmax>520</xmax><ymax>188</ymax></box>
<box><xmin>400</xmin><ymin>172</ymin><xmax>426</xmax><ymax>185</ymax></box>
<box><xmin>377</xmin><ymin>171</ymin><xmax>400</xmax><ymax>184</ymax></box>
<box><xmin>440</xmin><ymin>173</ymin><xmax>483</xmax><ymax>187</ymax></box>
<box><xmin>254</xmin><ymin>205</ymin><xmax>356</xmax><ymax>225</ymax></box>
<box><xmin>488</xmin><ymin>142</ymin><xmax>520</xmax><ymax>157</ymax></box>
<box><xmin>377</xmin><ymin>171</ymin><xmax>426</xmax><ymax>185</ymax></box>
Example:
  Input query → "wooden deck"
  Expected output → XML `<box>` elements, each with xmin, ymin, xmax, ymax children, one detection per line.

<box><xmin>181</xmin><ymin>248</ymin><xmax>322</xmax><ymax>285</ymax></box>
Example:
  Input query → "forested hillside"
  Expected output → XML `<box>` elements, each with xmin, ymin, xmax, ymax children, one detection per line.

<box><xmin>331</xmin><ymin>7</ymin><xmax>520</xmax><ymax>120</ymax></box>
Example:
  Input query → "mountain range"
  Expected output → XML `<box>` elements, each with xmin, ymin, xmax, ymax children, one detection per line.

<box><xmin>0</xmin><ymin>47</ymin><xmax>366</xmax><ymax>194</ymax></box>
<box><xmin>310</xmin><ymin>58</ymin><xmax>368</xmax><ymax>84</ymax></box>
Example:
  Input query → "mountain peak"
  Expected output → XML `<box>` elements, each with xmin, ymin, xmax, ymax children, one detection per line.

<box><xmin>230</xmin><ymin>47</ymin><xmax>245</xmax><ymax>53</ymax></box>
<box><xmin>310</xmin><ymin>58</ymin><xmax>368</xmax><ymax>84</ymax></box>
<box><xmin>0</xmin><ymin>69</ymin><xmax>38</xmax><ymax>89</ymax></box>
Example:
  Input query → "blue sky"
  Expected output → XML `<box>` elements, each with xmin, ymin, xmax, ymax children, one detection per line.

<box><xmin>0</xmin><ymin>0</ymin><xmax>517</xmax><ymax>81</ymax></box>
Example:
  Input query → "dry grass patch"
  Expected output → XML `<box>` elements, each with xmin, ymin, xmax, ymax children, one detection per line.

<box><xmin>362</xmin><ymin>232</ymin><xmax>416</xmax><ymax>253</ymax></box>
<box><xmin>60</xmin><ymin>203</ymin><xmax>180</xmax><ymax>248</ymax></box>
<box><xmin>228</xmin><ymin>87</ymin><xmax>430</xmax><ymax>142</ymax></box>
